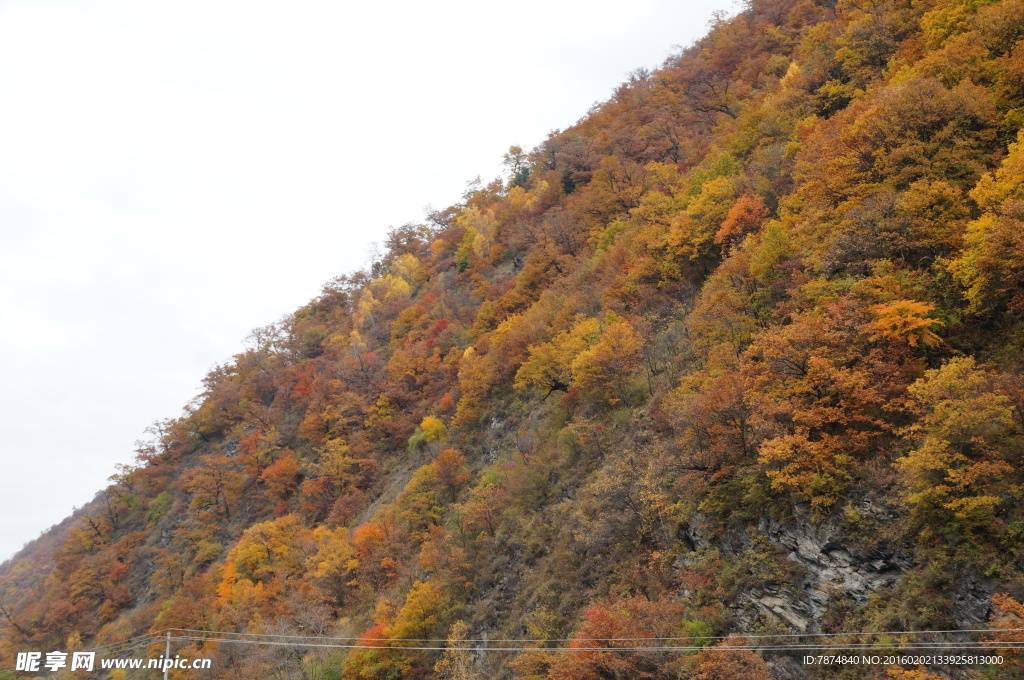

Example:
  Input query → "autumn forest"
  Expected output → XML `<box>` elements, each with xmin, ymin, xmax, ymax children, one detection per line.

<box><xmin>5</xmin><ymin>0</ymin><xmax>1024</xmax><ymax>677</ymax></box>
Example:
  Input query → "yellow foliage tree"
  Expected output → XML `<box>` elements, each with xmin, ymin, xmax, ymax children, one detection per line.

<box><xmin>514</xmin><ymin>316</ymin><xmax>602</xmax><ymax>396</ymax></box>
<box><xmin>867</xmin><ymin>299</ymin><xmax>943</xmax><ymax>348</ymax></box>
<box><xmin>420</xmin><ymin>416</ymin><xmax>447</xmax><ymax>443</ymax></box>
<box><xmin>570</xmin><ymin>320</ymin><xmax>645</xmax><ymax>406</ymax></box>
<box><xmin>409</xmin><ymin>415</ymin><xmax>448</xmax><ymax>452</ymax></box>
<box><xmin>950</xmin><ymin>129</ymin><xmax>1024</xmax><ymax>314</ymax></box>
<box><xmin>227</xmin><ymin>514</ymin><xmax>311</xmax><ymax>584</ymax></box>
<box><xmin>515</xmin><ymin>314</ymin><xmax>643</xmax><ymax>405</ymax></box>
<box><xmin>435</xmin><ymin>620</ymin><xmax>479</xmax><ymax>680</ymax></box>
<box><xmin>897</xmin><ymin>357</ymin><xmax>1017</xmax><ymax>529</ymax></box>
<box><xmin>307</xmin><ymin>526</ymin><xmax>356</xmax><ymax>605</ymax></box>
<box><xmin>387</xmin><ymin>579</ymin><xmax>455</xmax><ymax>644</ymax></box>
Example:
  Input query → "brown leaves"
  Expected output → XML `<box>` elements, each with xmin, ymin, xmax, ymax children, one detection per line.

<box><xmin>716</xmin><ymin>192</ymin><xmax>770</xmax><ymax>252</ymax></box>
<box><xmin>547</xmin><ymin>598</ymin><xmax>689</xmax><ymax>680</ymax></box>
<box><xmin>741</xmin><ymin>298</ymin><xmax>911</xmax><ymax>509</ymax></box>
<box><xmin>691</xmin><ymin>637</ymin><xmax>776</xmax><ymax>680</ymax></box>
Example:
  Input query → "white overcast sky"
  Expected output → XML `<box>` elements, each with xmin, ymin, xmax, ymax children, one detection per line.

<box><xmin>0</xmin><ymin>0</ymin><xmax>734</xmax><ymax>562</ymax></box>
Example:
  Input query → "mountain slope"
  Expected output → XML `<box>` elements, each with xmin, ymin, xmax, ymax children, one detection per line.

<box><xmin>5</xmin><ymin>0</ymin><xmax>1024</xmax><ymax>678</ymax></box>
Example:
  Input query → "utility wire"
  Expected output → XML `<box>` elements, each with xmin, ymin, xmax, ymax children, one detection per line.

<box><xmin>165</xmin><ymin>634</ymin><xmax>1024</xmax><ymax>653</ymax></box>
<box><xmin>85</xmin><ymin>633</ymin><xmax>159</xmax><ymax>654</ymax></box>
<box><xmin>153</xmin><ymin>626</ymin><xmax>1024</xmax><ymax>659</ymax></box>
<box><xmin>5</xmin><ymin>626</ymin><xmax>1023</xmax><ymax>673</ymax></box>
<box><xmin>162</xmin><ymin>625</ymin><xmax>1024</xmax><ymax>645</ymax></box>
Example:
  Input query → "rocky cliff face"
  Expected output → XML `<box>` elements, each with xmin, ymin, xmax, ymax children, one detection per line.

<box><xmin>683</xmin><ymin>500</ymin><xmax>993</xmax><ymax>635</ymax></box>
<box><xmin>758</xmin><ymin>503</ymin><xmax>912</xmax><ymax>629</ymax></box>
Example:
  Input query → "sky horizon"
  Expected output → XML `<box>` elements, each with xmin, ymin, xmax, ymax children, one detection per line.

<box><xmin>0</xmin><ymin>0</ymin><xmax>736</xmax><ymax>563</ymax></box>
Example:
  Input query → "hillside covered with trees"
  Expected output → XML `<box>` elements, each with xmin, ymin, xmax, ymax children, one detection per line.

<box><xmin>5</xmin><ymin>0</ymin><xmax>1024</xmax><ymax>676</ymax></box>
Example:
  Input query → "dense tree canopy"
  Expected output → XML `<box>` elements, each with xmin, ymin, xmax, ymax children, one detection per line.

<box><xmin>5</xmin><ymin>1</ymin><xmax>1024</xmax><ymax>678</ymax></box>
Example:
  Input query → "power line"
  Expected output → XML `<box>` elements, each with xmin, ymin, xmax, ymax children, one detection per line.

<box><xmin>85</xmin><ymin>633</ymin><xmax>160</xmax><ymax>654</ymax></box>
<box><xmin>165</xmin><ymin>633</ymin><xmax>1024</xmax><ymax>653</ymax></box>
<box><xmin>161</xmin><ymin>625</ymin><xmax>1024</xmax><ymax>644</ymax></box>
<box><xmin>5</xmin><ymin>626</ymin><xmax>1023</xmax><ymax>673</ymax></box>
